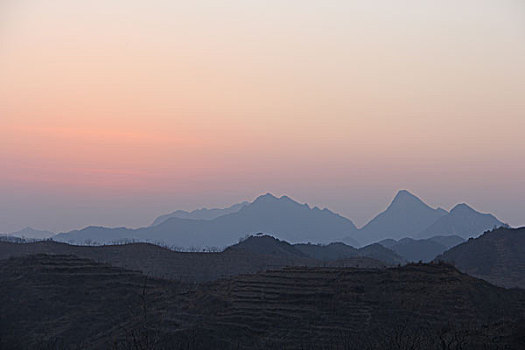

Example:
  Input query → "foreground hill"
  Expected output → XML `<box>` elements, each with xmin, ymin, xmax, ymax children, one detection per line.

<box><xmin>0</xmin><ymin>239</ymin><xmax>315</xmax><ymax>282</ymax></box>
<box><xmin>294</xmin><ymin>241</ymin><xmax>359</xmax><ymax>260</ymax></box>
<box><xmin>356</xmin><ymin>190</ymin><xmax>448</xmax><ymax>244</ymax></box>
<box><xmin>436</xmin><ymin>227</ymin><xmax>525</xmax><ymax>289</ymax></box>
<box><xmin>419</xmin><ymin>203</ymin><xmax>506</xmax><ymax>239</ymax></box>
<box><xmin>1</xmin><ymin>254</ymin><xmax>524</xmax><ymax>349</ymax></box>
<box><xmin>0</xmin><ymin>254</ymin><xmax>173</xmax><ymax>349</ymax></box>
<box><xmin>232</xmin><ymin>236</ymin><xmax>405</xmax><ymax>265</ymax></box>
<box><xmin>378</xmin><ymin>235</ymin><xmax>465</xmax><ymax>262</ymax></box>
<box><xmin>293</xmin><ymin>241</ymin><xmax>405</xmax><ymax>265</ymax></box>
<box><xmin>55</xmin><ymin>193</ymin><xmax>359</xmax><ymax>248</ymax></box>
<box><xmin>229</xmin><ymin>234</ymin><xmax>308</xmax><ymax>257</ymax></box>
<box><xmin>0</xmin><ymin>236</ymin><xmax>392</xmax><ymax>282</ymax></box>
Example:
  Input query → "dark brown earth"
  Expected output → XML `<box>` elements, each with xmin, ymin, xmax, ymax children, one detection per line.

<box><xmin>1</xmin><ymin>254</ymin><xmax>524</xmax><ymax>349</ymax></box>
<box><xmin>0</xmin><ymin>236</ymin><xmax>390</xmax><ymax>282</ymax></box>
<box><xmin>436</xmin><ymin>227</ymin><xmax>525</xmax><ymax>289</ymax></box>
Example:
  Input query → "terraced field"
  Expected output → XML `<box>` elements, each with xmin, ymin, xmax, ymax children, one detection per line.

<box><xmin>185</xmin><ymin>264</ymin><xmax>525</xmax><ymax>348</ymax></box>
<box><xmin>0</xmin><ymin>240</ymin><xmax>318</xmax><ymax>282</ymax></box>
<box><xmin>0</xmin><ymin>238</ymin><xmax>390</xmax><ymax>282</ymax></box>
<box><xmin>437</xmin><ymin>227</ymin><xmax>525</xmax><ymax>288</ymax></box>
<box><xmin>1</xmin><ymin>254</ymin><xmax>524</xmax><ymax>349</ymax></box>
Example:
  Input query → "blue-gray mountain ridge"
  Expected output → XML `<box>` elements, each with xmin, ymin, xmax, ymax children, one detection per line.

<box><xmin>54</xmin><ymin>191</ymin><xmax>506</xmax><ymax>249</ymax></box>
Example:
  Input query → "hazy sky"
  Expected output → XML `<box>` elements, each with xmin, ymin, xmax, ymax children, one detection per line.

<box><xmin>1</xmin><ymin>0</ymin><xmax>524</xmax><ymax>233</ymax></box>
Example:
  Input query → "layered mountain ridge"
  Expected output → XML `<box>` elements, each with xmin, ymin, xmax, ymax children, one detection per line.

<box><xmin>0</xmin><ymin>235</ymin><xmax>401</xmax><ymax>282</ymax></box>
<box><xmin>55</xmin><ymin>193</ymin><xmax>359</xmax><ymax>248</ymax></box>
<box><xmin>355</xmin><ymin>190</ymin><xmax>448</xmax><ymax>244</ymax></box>
<box><xmin>151</xmin><ymin>201</ymin><xmax>250</xmax><ymax>226</ymax></box>
<box><xmin>377</xmin><ymin>235</ymin><xmax>465</xmax><ymax>262</ymax></box>
<box><xmin>53</xmin><ymin>191</ymin><xmax>506</xmax><ymax>249</ymax></box>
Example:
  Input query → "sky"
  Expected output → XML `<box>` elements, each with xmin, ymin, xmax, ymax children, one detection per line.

<box><xmin>1</xmin><ymin>0</ymin><xmax>524</xmax><ymax>233</ymax></box>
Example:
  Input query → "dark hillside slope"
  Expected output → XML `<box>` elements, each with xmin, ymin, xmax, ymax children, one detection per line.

<box><xmin>227</xmin><ymin>235</ymin><xmax>403</xmax><ymax>266</ymax></box>
<box><xmin>436</xmin><ymin>227</ymin><xmax>525</xmax><ymax>289</ymax></box>
<box><xmin>294</xmin><ymin>242</ymin><xmax>359</xmax><ymax>260</ymax></box>
<box><xmin>1</xmin><ymin>255</ymin><xmax>524</xmax><ymax>349</ymax></box>
<box><xmin>189</xmin><ymin>264</ymin><xmax>525</xmax><ymax>349</ymax></box>
<box><xmin>294</xmin><ymin>241</ymin><xmax>405</xmax><ymax>265</ymax></box>
<box><xmin>0</xmin><ymin>240</ymin><xmax>315</xmax><ymax>282</ymax></box>
<box><xmin>226</xmin><ymin>234</ymin><xmax>308</xmax><ymax>258</ymax></box>
<box><xmin>0</xmin><ymin>254</ymin><xmax>174</xmax><ymax>349</ymax></box>
<box><xmin>377</xmin><ymin>235</ymin><xmax>465</xmax><ymax>262</ymax></box>
<box><xmin>428</xmin><ymin>235</ymin><xmax>465</xmax><ymax>249</ymax></box>
<box><xmin>383</xmin><ymin>237</ymin><xmax>446</xmax><ymax>262</ymax></box>
<box><xmin>228</xmin><ymin>236</ymin><xmax>391</xmax><ymax>268</ymax></box>
<box><xmin>357</xmin><ymin>243</ymin><xmax>405</xmax><ymax>265</ymax></box>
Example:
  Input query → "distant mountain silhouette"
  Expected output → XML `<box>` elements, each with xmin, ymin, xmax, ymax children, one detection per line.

<box><xmin>338</xmin><ymin>235</ymin><xmax>361</xmax><ymax>248</ymax></box>
<box><xmin>229</xmin><ymin>236</ymin><xmax>404</xmax><ymax>265</ymax></box>
<box><xmin>419</xmin><ymin>203</ymin><xmax>506</xmax><ymax>239</ymax></box>
<box><xmin>151</xmin><ymin>201</ymin><xmax>249</xmax><ymax>226</ymax></box>
<box><xmin>427</xmin><ymin>235</ymin><xmax>466</xmax><ymax>249</ymax></box>
<box><xmin>228</xmin><ymin>235</ymin><xmax>398</xmax><ymax>267</ymax></box>
<box><xmin>436</xmin><ymin>227</ymin><xmax>525</xmax><ymax>289</ymax></box>
<box><xmin>53</xmin><ymin>191</ymin><xmax>507</xmax><ymax>250</ymax></box>
<box><xmin>377</xmin><ymin>235</ymin><xmax>465</xmax><ymax>262</ymax></box>
<box><xmin>356</xmin><ymin>190</ymin><xmax>448</xmax><ymax>244</ymax></box>
<box><xmin>294</xmin><ymin>241</ymin><xmax>405</xmax><ymax>265</ymax></box>
<box><xmin>227</xmin><ymin>235</ymin><xmax>309</xmax><ymax>258</ymax></box>
<box><xmin>55</xmin><ymin>193</ymin><xmax>358</xmax><ymax>248</ymax></box>
<box><xmin>2</xmin><ymin>227</ymin><xmax>55</xmax><ymax>240</ymax></box>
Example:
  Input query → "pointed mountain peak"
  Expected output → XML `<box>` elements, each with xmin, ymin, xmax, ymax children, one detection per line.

<box><xmin>254</xmin><ymin>193</ymin><xmax>279</xmax><ymax>202</ymax></box>
<box><xmin>228</xmin><ymin>234</ymin><xmax>308</xmax><ymax>257</ymax></box>
<box><xmin>357</xmin><ymin>190</ymin><xmax>447</xmax><ymax>244</ymax></box>
<box><xmin>389</xmin><ymin>190</ymin><xmax>427</xmax><ymax>208</ymax></box>
<box><xmin>279</xmin><ymin>195</ymin><xmax>295</xmax><ymax>203</ymax></box>
<box><xmin>393</xmin><ymin>189</ymin><xmax>418</xmax><ymax>200</ymax></box>
<box><xmin>450</xmin><ymin>203</ymin><xmax>476</xmax><ymax>214</ymax></box>
<box><xmin>9</xmin><ymin>227</ymin><xmax>55</xmax><ymax>239</ymax></box>
<box><xmin>436</xmin><ymin>207</ymin><xmax>448</xmax><ymax>215</ymax></box>
<box><xmin>251</xmin><ymin>193</ymin><xmax>303</xmax><ymax>207</ymax></box>
<box><xmin>248</xmin><ymin>193</ymin><xmax>301</xmax><ymax>210</ymax></box>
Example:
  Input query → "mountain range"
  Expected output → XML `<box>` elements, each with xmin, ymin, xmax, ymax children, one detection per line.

<box><xmin>151</xmin><ymin>201</ymin><xmax>250</xmax><ymax>226</ymax></box>
<box><xmin>3</xmin><ymin>226</ymin><xmax>525</xmax><ymax>349</ymax></box>
<box><xmin>418</xmin><ymin>203</ymin><xmax>505</xmax><ymax>239</ymax></box>
<box><xmin>55</xmin><ymin>193</ymin><xmax>359</xmax><ymax>248</ymax></box>
<box><xmin>5</xmin><ymin>226</ymin><xmax>525</xmax><ymax>288</ymax></box>
<box><xmin>52</xmin><ymin>190</ymin><xmax>506</xmax><ymax>249</ymax></box>
<box><xmin>355</xmin><ymin>190</ymin><xmax>448</xmax><ymax>244</ymax></box>
<box><xmin>1</xmin><ymin>227</ymin><xmax>55</xmax><ymax>240</ymax></box>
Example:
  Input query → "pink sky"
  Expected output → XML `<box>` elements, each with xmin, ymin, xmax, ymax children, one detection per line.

<box><xmin>1</xmin><ymin>0</ymin><xmax>524</xmax><ymax>232</ymax></box>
